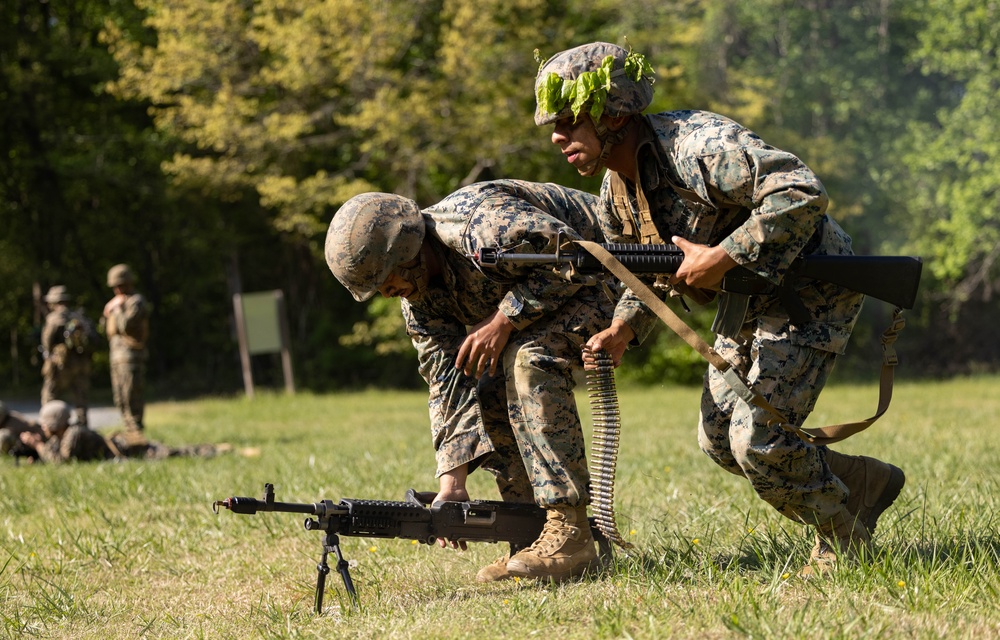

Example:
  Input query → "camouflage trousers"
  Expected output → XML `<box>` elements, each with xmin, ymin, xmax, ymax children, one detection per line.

<box><xmin>41</xmin><ymin>356</ymin><xmax>91</xmax><ymax>427</ymax></box>
<box><xmin>111</xmin><ymin>359</ymin><xmax>146</xmax><ymax>432</ymax></box>
<box><xmin>698</xmin><ymin>318</ymin><xmax>848</xmax><ymax>526</ymax></box>
<box><xmin>108</xmin><ymin>430</ymin><xmax>223</xmax><ymax>460</ymax></box>
<box><xmin>437</xmin><ymin>293</ymin><xmax>614</xmax><ymax>509</ymax></box>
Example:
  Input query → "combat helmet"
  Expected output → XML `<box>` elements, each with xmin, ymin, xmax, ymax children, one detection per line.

<box><xmin>325</xmin><ymin>193</ymin><xmax>425</xmax><ymax>302</ymax></box>
<box><xmin>44</xmin><ymin>285</ymin><xmax>72</xmax><ymax>304</ymax></box>
<box><xmin>107</xmin><ymin>264</ymin><xmax>134</xmax><ymax>288</ymax></box>
<box><xmin>534</xmin><ymin>42</ymin><xmax>654</xmax><ymax>126</ymax></box>
<box><xmin>38</xmin><ymin>400</ymin><xmax>71</xmax><ymax>433</ymax></box>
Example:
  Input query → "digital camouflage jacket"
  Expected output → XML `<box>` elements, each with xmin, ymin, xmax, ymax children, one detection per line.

<box><xmin>599</xmin><ymin>110</ymin><xmax>862</xmax><ymax>354</ymax></box>
<box><xmin>402</xmin><ymin>179</ymin><xmax>610</xmax><ymax>463</ymax></box>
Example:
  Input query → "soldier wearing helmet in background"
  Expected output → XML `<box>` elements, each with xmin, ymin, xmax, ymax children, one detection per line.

<box><xmin>12</xmin><ymin>399</ymin><xmax>233</xmax><ymax>464</ymax></box>
<box><xmin>40</xmin><ymin>285</ymin><xmax>97</xmax><ymax>427</ymax></box>
<box><xmin>15</xmin><ymin>400</ymin><xmax>109</xmax><ymax>463</ymax></box>
<box><xmin>533</xmin><ymin>42</ymin><xmax>905</xmax><ymax>575</ymax></box>
<box><xmin>326</xmin><ymin>179</ymin><xmax>616</xmax><ymax>584</ymax></box>
<box><xmin>103</xmin><ymin>264</ymin><xmax>150</xmax><ymax>432</ymax></box>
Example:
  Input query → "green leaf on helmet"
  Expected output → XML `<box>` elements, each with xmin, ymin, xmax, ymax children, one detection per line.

<box><xmin>536</xmin><ymin>72</ymin><xmax>568</xmax><ymax>118</ymax></box>
<box><xmin>623</xmin><ymin>50</ymin><xmax>655</xmax><ymax>83</ymax></box>
<box><xmin>537</xmin><ymin>49</ymin><xmax>654</xmax><ymax>122</ymax></box>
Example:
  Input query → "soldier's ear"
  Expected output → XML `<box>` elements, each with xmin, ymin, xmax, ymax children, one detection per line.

<box><xmin>603</xmin><ymin>115</ymin><xmax>631</xmax><ymax>132</ymax></box>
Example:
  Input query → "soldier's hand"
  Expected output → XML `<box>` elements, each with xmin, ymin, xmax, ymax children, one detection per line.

<box><xmin>669</xmin><ymin>236</ymin><xmax>737</xmax><ymax>290</ymax></box>
<box><xmin>583</xmin><ymin>320</ymin><xmax>633</xmax><ymax>369</ymax></box>
<box><xmin>456</xmin><ymin>310</ymin><xmax>514</xmax><ymax>378</ymax></box>
<box><xmin>19</xmin><ymin>432</ymin><xmax>42</xmax><ymax>447</ymax></box>
<box><xmin>432</xmin><ymin>484</ymin><xmax>470</xmax><ymax>551</ymax></box>
<box><xmin>103</xmin><ymin>294</ymin><xmax>126</xmax><ymax>317</ymax></box>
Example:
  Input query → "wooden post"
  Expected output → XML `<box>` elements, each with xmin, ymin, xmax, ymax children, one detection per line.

<box><xmin>275</xmin><ymin>291</ymin><xmax>295</xmax><ymax>394</ymax></box>
<box><xmin>232</xmin><ymin>293</ymin><xmax>255</xmax><ymax>398</ymax></box>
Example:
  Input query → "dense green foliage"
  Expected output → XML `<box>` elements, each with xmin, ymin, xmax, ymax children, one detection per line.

<box><xmin>2</xmin><ymin>0</ymin><xmax>998</xmax><ymax>395</ymax></box>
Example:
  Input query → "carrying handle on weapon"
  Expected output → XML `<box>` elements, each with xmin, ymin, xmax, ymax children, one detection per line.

<box><xmin>574</xmin><ymin>240</ymin><xmax>903</xmax><ymax>445</ymax></box>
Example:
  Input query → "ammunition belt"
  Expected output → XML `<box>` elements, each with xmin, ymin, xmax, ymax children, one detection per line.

<box><xmin>586</xmin><ymin>349</ymin><xmax>633</xmax><ymax>550</ymax></box>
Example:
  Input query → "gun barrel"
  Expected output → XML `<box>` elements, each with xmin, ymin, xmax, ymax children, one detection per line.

<box><xmin>478</xmin><ymin>242</ymin><xmax>683</xmax><ymax>275</ymax></box>
<box><xmin>486</xmin><ymin>243</ymin><xmax>922</xmax><ymax>309</ymax></box>
<box><xmin>213</xmin><ymin>496</ymin><xmax>331</xmax><ymax>516</ymax></box>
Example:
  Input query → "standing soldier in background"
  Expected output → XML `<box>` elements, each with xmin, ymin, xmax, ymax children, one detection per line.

<box><xmin>40</xmin><ymin>286</ymin><xmax>96</xmax><ymax>427</ymax></box>
<box><xmin>103</xmin><ymin>264</ymin><xmax>150</xmax><ymax>432</ymax></box>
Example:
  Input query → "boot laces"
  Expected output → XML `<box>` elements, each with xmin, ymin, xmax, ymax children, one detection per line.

<box><xmin>525</xmin><ymin>518</ymin><xmax>575</xmax><ymax>555</ymax></box>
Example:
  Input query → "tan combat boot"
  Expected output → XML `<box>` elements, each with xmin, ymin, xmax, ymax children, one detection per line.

<box><xmin>505</xmin><ymin>506</ymin><xmax>597</xmax><ymax>582</ymax></box>
<box><xmin>826</xmin><ymin>450</ymin><xmax>905</xmax><ymax>534</ymax></box>
<box><xmin>476</xmin><ymin>543</ymin><xmax>525</xmax><ymax>583</ymax></box>
<box><xmin>477</xmin><ymin>556</ymin><xmax>513</xmax><ymax>583</ymax></box>
<box><xmin>800</xmin><ymin>507</ymin><xmax>872</xmax><ymax>577</ymax></box>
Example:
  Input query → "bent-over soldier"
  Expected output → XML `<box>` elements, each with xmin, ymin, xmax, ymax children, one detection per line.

<box><xmin>326</xmin><ymin>180</ymin><xmax>616</xmax><ymax>583</ymax></box>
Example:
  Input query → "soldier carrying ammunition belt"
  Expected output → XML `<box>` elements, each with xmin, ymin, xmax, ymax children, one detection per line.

<box><xmin>325</xmin><ymin>180</ymin><xmax>618</xmax><ymax>583</ymax></box>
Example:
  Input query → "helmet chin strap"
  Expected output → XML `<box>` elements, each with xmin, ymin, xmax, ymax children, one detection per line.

<box><xmin>578</xmin><ymin>115</ymin><xmax>632</xmax><ymax>177</ymax></box>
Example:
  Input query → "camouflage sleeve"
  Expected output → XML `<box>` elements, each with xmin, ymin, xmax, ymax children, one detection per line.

<box><xmin>33</xmin><ymin>435</ymin><xmax>69</xmax><ymax>464</ymax></box>
<box><xmin>404</xmin><ymin>303</ymin><xmax>494</xmax><ymax>476</ymax></box>
<box><xmin>698</xmin><ymin>145</ymin><xmax>828</xmax><ymax>282</ymax></box>
<box><xmin>108</xmin><ymin>294</ymin><xmax>149</xmax><ymax>342</ymax></box>
<box><xmin>465</xmin><ymin>200</ymin><xmax>589</xmax><ymax>331</ymax></box>
<box><xmin>118</xmin><ymin>294</ymin><xmax>150</xmax><ymax>337</ymax></box>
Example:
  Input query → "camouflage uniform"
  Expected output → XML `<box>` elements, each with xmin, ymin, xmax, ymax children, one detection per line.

<box><xmin>33</xmin><ymin>425</ymin><xmax>114</xmax><ymax>463</ymax></box>
<box><xmin>105</xmin><ymin>268</ymin><xmax>150</xmax><ymax>432</ymax></box>
<box><xmin>0</xmin><ymin>401</ymin><xmax>42</xmax><ymax>456</ymax></box>
<box><xmin>592</xmin><ymin>110</ymin><xmax>864</xmax><ymax>525</ymax></box>
<box><xmin>537</xmin><ymin>45</ymin><xmax>905</xmax><ymax>574</ymax></box>
<box><xmin>32</xmin><ymin>427</ymin><xmax>225</xmax><ymax>463</ymax></box>
<box><xmin>405</xmin><ymin>180</ymin><xmax>615</xmax><ymax>508</ymax></box>
<box><xmin>40</xmin><ymin>288</ymin><xmax>94</xmax><ymax>427</ymax></box>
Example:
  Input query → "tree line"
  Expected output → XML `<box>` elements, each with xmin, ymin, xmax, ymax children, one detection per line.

<box><xmin>2</xmin><ymin>0</ymin><xmax>997</xmax><ymax>396</ymax></box>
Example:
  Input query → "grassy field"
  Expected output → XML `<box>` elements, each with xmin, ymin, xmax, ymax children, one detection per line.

<box><xmin>2</xmin><ymin>375</ymin><xmax>998</xmax><ymax>639</ymax></box>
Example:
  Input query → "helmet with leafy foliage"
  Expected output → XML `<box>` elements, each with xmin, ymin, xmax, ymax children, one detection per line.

<box><xmin>107</xmin><ymin>264</ymin><xmax>134</xmax><ymax>288</ymax></box>
<box><xmin>325</xmin><ymin>193</ymin><xmax>425</xmax><ymax>302</ymax></box>
<box><xmin>534</xmin><ymin>42</ymin><xmax>654</xmax><ymax>126</ymax></box>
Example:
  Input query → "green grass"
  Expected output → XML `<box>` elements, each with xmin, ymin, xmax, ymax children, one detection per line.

<box><xmin>2</xmin><ymin>376</ymin><xmax>999</xmax><ymax>639</ymax></box>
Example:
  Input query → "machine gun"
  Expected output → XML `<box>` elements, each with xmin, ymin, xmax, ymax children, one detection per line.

<box><xmin>474</xmin><ymin>240</ymin><xmax>922</xmax><ymax>336</ymax></box>
<box><xmin>214</xmin><ymin>483</ymin><xmax>611</xmax><ymax>611</ymax></box>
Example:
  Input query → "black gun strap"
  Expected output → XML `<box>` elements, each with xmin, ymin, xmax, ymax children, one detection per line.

<box><xmin>575</xmin><ymin>240</ymin><xmax>901</xmax><ymax>446</ymax></box>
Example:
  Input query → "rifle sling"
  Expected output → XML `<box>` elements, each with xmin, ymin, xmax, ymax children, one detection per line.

<box><xmin>575</xmin><ymin>240</ymin><xmax>903</xmax><ymax>446</ymax></box>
